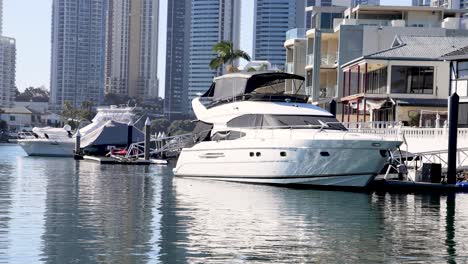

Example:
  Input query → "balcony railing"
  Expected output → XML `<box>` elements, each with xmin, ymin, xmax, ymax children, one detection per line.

<box><xmin>333</xmin><ymin>18</ymin><xmax>391</xmax><ymax>30</ymax></box>
<box><xmin>321</xmin><ymin>52</ymin><xmax>338</xmax><ymax>67</ymax></box>
<box><xmin>286</xmin><ymin>28</ymin><xmax>307</xmax><ymax>41</ymax></box>
<box><xmin>306</xmin><ymin>53</ymin><xmax>338</xmax><ymax>67</ymax></box>
<box><xmin>319</xmin><ymin>85</ymin><xmax>337</xmax><ymax>99</ymax></box>
<box><xmin>285</xmin><ymin>63</ymin><xmax>294</xmax><ymax>73</ymax></box>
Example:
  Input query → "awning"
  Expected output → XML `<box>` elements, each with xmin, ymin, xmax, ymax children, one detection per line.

<box><xmin>349</xmin><ymin>99</ymin><xmax>393</xmax><ymax>111</ymax></box>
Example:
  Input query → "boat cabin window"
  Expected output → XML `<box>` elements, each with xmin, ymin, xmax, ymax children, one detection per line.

<box><xmin>227</xmin><ymin>114</ymin><xmax>347</xmax><ymax>131</ymax></box>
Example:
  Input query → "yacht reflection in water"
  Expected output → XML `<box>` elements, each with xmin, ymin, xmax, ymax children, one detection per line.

<box><xmin>169</xmin><ymin>178</ymin><xmax>467</xmax><ymax>263</ymax></box>
<box><xmin>40</xmin><ymin>161</ymin><xmax>158</xmax><ymax>263</ymax></box>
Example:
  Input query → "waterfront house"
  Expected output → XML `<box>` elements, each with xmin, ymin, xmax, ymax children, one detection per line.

<box><xmin>286</xmin><ymin>5</ymin><xmax>468</xmax><ymax>114</ymax></box>
<box><xmin>339</xmin><ymin>35</ymin><xmax>468</xmax><ymax>126</ymax></box>
<box><xmin>0</xmin><ymin>106</ymin><xmax>33</xmax><ymax>131</ymax></box>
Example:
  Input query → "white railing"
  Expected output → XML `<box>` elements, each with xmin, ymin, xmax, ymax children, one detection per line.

<box><xmin>321</xmin><ymin>52</ymin><xmax>338</xmax><ymax>67</ymax></box>
<box><xmin>319</xmin><ymin>85</ymin><xmax>337</xmax><ymax>99</ymax></box>
<box><xmin>400</xmin><ymin>148</ymin><xmax>468</xmax><ymax>182</ymax></box>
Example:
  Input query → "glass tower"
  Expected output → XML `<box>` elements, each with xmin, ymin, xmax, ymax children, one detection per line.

<box><xmin>50</xmin><ymin>0</ymin><xmax>107</xmax><ymax>109</ymax></box>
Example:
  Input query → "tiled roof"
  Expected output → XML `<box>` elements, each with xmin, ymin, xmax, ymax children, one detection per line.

<box><xmin>365</xmin><ymin>36</ymin><xmax>468</xmax><ymax>60</ymax></box>
<box><xmin>0</xmin><ymin>107</ymin><xmax>33</xmax><ymax>114</ymax></box>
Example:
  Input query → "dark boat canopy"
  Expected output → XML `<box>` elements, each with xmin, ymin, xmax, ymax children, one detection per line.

<box><xmin>201</xmin><ymin>72</ymin><xmax>305</xmax><ymax>100</ymax></box>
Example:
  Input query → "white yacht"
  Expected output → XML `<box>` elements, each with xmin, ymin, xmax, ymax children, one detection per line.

<box><xmin>18</xmin><ymin>106</ymin><xmax>144</xmax><ymax>157</ymax></box>
<box><xmin>174</xmin><ymin>72</ymin><xmax>402</xmax><ymax>188</ymax></box>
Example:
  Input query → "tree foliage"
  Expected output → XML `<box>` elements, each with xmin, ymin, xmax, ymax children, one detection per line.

<box><xmin>168</xmin><ymin>120</ymin><xmax>195</xmax><ymax>136</ymax></box>
<box><xmin>61</xmin><ymin>100</ymin><xmax>96</xmax><ymax>129</ymax></box>
<box><xmin>209</xmin><ymin>41</ymin><xmax>251</xmax><ymax>73</ymax></box>
<box><xmin>0</xmin><ymin>120</ymin><xmax>7</xmax><ymax>131</ymax></box>
<box><xmin>15</xmin><ymin>86</ymin><xmax>50</xmax><ymax>102</ymax></box>
<box><xmin>151</xmin><ymin>118</ymin><xmax>171</xmax><ymax>134</ymax></box>
<box><xmin>104</xmin><ymin>93</ymin><xmax>132</xmax><ymax>106</ymax></box>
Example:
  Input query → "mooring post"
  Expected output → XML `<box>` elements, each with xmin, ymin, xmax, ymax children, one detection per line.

<box><xmin>330</xmin><ymin>99</ymin><xmax>337</xmax><ymax>117</ymax></box>
<box><xmin>75</xmin><ymin>130</ymin><xmax>81</xmax><ymax>154</ymax></box>
<box><xmin>144</xmin><ymin>117</ymin><xmax>151</xmax><ymax>160</ymax></box>
<box><xmin>127</xmin><ymin>120</ymin><xmax>134</xmax><ymax>150</ymax></box>
<box><xmin>447</xmin><ymin>93</ymin><xmax>459</xmax><ymax>185</ymax></box>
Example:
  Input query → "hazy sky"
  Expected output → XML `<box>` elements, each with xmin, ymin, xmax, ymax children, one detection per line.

<box><xmin>3</xmin><ymin>0</ymin><xmax>409</xmax><ymax>96</ymax></box>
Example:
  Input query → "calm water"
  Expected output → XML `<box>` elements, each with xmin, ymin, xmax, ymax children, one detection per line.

<box><xmin>1</xmin><ymin>144</ymin><xmax>468</xmax><ymax>263</ymax></box>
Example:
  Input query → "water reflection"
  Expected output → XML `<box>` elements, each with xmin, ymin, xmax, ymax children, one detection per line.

<box><xmin>40</xmin><ymin>160</ymin><xmax>160</xmax><ymax>263</ymax></box>
<box><xmin>1</xmin><ymin>145</ymin><xmax>468</xmax><ymax>263</ymax></box>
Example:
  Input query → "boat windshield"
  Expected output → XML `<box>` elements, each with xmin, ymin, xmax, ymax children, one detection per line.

<box><xmin>227</xmin><ymin>114</ymin><xmax>347</xmax><ymax>131</ymax></box>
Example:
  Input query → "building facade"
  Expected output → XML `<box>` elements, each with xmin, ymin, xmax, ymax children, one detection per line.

<box><xmin>50</xmin><ymin>0</ymin><xmax>107</xmax><ymax>109</ymax></box>
<box><xmin>302</xmin><ymin>6</ymin><xmax>467</xmax><ymax>107</ymax></box>
<box><xmin>0</xmin><ymin>37</ymin><xmax>15</xmax><ymax>108</ymax></box>
<box><xmin>164</xmin><ymin>0</ymin><xmax>191</xmax><ymax>117</ymax></box>
<box><xmin>253</xmin><ymin>0</ymin><xmax>306</xmax><ymax>68</ymax></box>
<box><xmin>105</xmin><ymin>0</ymin><xmax>159</xmax><ymax>99</ymax></box>
<box><xmin>187</xmin><ymin>0</ymin><xmax>240</xmax><ymax>103</ymax></box>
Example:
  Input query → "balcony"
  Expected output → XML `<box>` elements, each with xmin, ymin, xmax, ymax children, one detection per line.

<box><xmin>319</xmin><ymin>85</ymin><xmax>337</xmax><ymax>99</ymax></box>
<box><xmin>306</xmin><ymin>53</ymin><xmax>338</xmax><ymax>68</ymax></box>
<box><xmin>321</xmin><ymin>52</ymin><xmax>338</xmax><ymax>67</ymax></box>
<box><xmin>333</xmin><ymin>19</ymin><xmax>390</xmax><ymax>31</ymax></box>
<box><xmin>285</xmin><ymin>63</ymin><xmax>294</xmax><ymax>73</ymax></box>
<box><xmin>286</xmin><ymin>28</ymin><xmax>307</xmax><ymax>41</ymax></box>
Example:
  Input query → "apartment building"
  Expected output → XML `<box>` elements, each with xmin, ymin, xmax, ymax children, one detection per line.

<box><xmin>105</xmin><ymin>0</ymin><xmax>159</xmax><ymax>99</ymax></box>
<box><xmin>187</xmin><ymin>0</ymin><xmax>240</xmax><ymax>103</ymax></box>
<box><xmin>50</xmin><ymin>0</ymin><xmax>107</xmax><ymax>109</ymax></box>
<box><xmin>0</xmin><ymin>37</ymin><xmax>15</xmax><ymax>108</ymax></box>
<box><xmin>164</xmin><ymin>0</ymin><xmax>191</xmax><ymax>117</ymax></box>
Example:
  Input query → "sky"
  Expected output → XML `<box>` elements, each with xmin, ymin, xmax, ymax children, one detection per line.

<box><xmin>3</xmin><ymin>0</ymin><xmax>410</xmax><ymax>95</ymax></box>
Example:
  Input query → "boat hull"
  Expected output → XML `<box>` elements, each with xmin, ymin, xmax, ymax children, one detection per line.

<box><xmin>174</xmin><ymin>138</ymin><xmax>401</xmax><ymax>188</ymax></box>
<box><xmin>18</xmin><ymin>139</ymin><xmax>74</xmax><ymax>157</ymax></box>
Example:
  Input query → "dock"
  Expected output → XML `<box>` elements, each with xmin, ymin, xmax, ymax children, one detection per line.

<box><xmin>83</xmin><ymin>155</ymin><xmax>167</xmax><ymax>165</ymax></box>
<box><xmin>370</xmin><ymin>179</ymin><xmax>468</xmax><ymax>193</ymax></box>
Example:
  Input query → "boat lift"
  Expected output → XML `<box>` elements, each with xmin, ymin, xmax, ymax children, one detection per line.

<box><xmin>121</xmin><ymin>133</ymin><xmax>193</xmax><ymax>160</ymax></box>
<box><xmin>385</xmin><ymin>147</ymin><xmax>468</xmax><ymax>182</ymax></box>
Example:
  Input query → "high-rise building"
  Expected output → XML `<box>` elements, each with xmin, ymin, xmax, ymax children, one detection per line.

<box><xmin>0</xmin><ymin>0</ymin><xmax>3</xmax><ymax>35</ymax></box>
<box><xmin>105</xmin><ymin>0</ymin><xmax>159</xmax><ymax>99</ymax></box>
<box><xmin>0</xmin><ymin>0</ymin><xmax>16</xmax><ymax>108</ymax></box>
<box><xmin>50</xmin><ymin>0</ymin><xmax>107</xmax><ymax>109</ymax></box>
<box><xmin>164</xmin><ymin>0</ymin><xmax>191</xmax><ymax>117</ymax></box>
<box><xmin>253</xmin><ymin>0</ymin><xmax>306</xmax><ymax>68</ymax></box>
<box><xmin>0</xmin><ymin>37</ymin><xmax>15</xmax><ymax>107</ymax></box>
<box><xmin>187</xmin><ymin>0</ymin><xmax>240</xmax><ymax>103</ymax></box>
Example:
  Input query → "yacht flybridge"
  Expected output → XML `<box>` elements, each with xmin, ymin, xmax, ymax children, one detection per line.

<box><xmin>174</xmin><ymin>72</ymin><xmax>402</xmax><ymax>188</ymax></box>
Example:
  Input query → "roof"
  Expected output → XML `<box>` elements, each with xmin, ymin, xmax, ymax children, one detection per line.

<box><xmin>1</xmin><ymin>107</ymin><xmax>32</xmax><ymax>114</ymax></box>
<box><xmin>396</xmin><ymin>98</ymin><xmax>448</xmax><ymax>107</ymax></box>
<box><xmin>342</xmin><ymin>35</ymin><xmax>468</xmax><ymax>68</ymax></box>
<box><xmin>203</xmin><ymin>72</ymin><xmax>305</xmax><ymax>99</ymax></box>
<box><xmin>367</xmin><ymin>36</ymin><xmax>468</xmax><ymax>60</ymax></box>
<box><xmin>350</xmin><ymin>5</ymin><xmax>468</xmax><ymax>15</ymax></box>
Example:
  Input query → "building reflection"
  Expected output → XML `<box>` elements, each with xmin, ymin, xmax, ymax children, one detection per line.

<box><xmin>0</xmin><ymin>156</ymin><xmax>15</xmax><ymax>261</ymax></box>
<box><xmin>157</xmin><ymin>166</ymin><xmax>189</xmax><ymax>263</ymax></box>
<box><xmin>40</xmin><ymin>160</ymin><xmax>157</xmax><ymax>263</ymax></box>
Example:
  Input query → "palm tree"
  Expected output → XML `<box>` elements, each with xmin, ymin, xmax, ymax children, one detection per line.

<box><xmin>209</xmin><ymin>41</ymin><xmax>251</xmax><ymax>73</ymax></box>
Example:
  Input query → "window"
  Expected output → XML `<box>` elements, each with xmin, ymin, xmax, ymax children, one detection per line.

<box><xmin>10</xmin><ymin>116</ymin><xmax>15</xmax><ymax>121</ymax></box>
<box><xmin>390</xmin><ymin>66</ymin><xmax>434</xmax><ymax>94</ymax></box>
<box><xmin>457</xmin><ymin>61</ymin><xmax>468</xmax><ymax>80</ymax></box>
<box><xmin>227</xmin><ymin>114</ymin><xmax>347</xmax><ymax>131</ymax></box>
